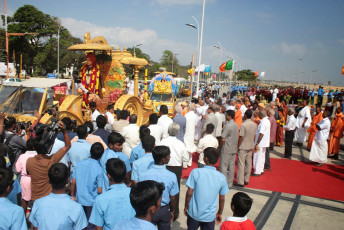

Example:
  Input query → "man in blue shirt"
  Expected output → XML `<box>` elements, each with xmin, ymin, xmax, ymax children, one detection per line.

<box><xmin>29</xmin><ymin>163</ymin><xmax>87</xmax><ymax>229</ymax></box>
<box><xmin>90</xmin><ymin>158</ymin><xmax>135</xmax><ymax>229</ymax></box>
<box><xmin>184</xmin><ymin>147</ymin><xmax>229</xmax><ymax>230</ymax></box>
<box><xmin>56</xmin><ymin>117</ymin><xmax>77</xmax><ymax>142</ymax></box>
<box><xmin>130</xmin><ymin>126</ymin><xmax>151</xmax><ymax>164</ymax></box>
<box><xmin>100</xmin><ymin>132</ymin><xmax>131</xmax><ymax>190</ymax></box>
<box><xmin>139</xmin><ymin>146</ymin><xmax>179</xmax><ymax>230</ymax></box>
<box><xmin>67</xmin><ymin>125</ymin><xmax>92</xmax><ymax>174</ymax></box>
<box><xmin>310</xmin><ymin>90</ymin><xmax>315</xmax><ymax>105</ymax></box>
<box><xmin>317</xmin><ymin>86</ymin><xmax>324</xmax><ymax>105</ymax></box>
<box><xmin>71</xmin><ymin>142</ymin><xmax>104</xmax><ymax>229</ymax></box>
<box><xmin>132</xmin><ymin>135</ymin><xmax>155</xmax><ymax>182</ymax></box>
<box><xmin>328</xmin><ymin>89</ymin><xmax>333</xmax><ymax>100</ymax></box>
<box><xmin>114</xmin><ymin>180</ymin><xmax>165</xmax><ymax>230</ymax></box>
<box><xmin>0</xmin><ymin>168</ymin><xmax>27</xmax><ymax>230</ymax></box>
<box><xmin>93</xmin><ymin>115</ymin><xmax>110</xmax><ymax>145</ymax></box>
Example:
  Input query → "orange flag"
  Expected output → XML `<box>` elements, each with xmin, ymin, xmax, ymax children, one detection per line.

<box><xmin>254</xmin><ymin>71</ymin><xmax>258</xmax><ymax>77</ymax></box>
<box><xmin>342</xmin><ymin>65</ymin><xmax>344</xmax><ymax>75</ymax></box>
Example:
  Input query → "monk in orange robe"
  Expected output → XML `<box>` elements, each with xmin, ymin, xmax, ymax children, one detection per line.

<box><xmin>307</xmin><ymin>106</ymin><xmax>323</xmax><ymax>150</ymax></box>
<box><xmin>253</xmin><ymin>110</ymin><xmax>261</xmax><ymax>126</ymax></box>
<box><xmin>234</xmin><ymin>104</ymin><xmax>242</xmax><ymax>129</ymax></box>
<box><xmin>328</xmin><ymin>107</ymin><xmax>344</xmax><ymax>159</ymax></box>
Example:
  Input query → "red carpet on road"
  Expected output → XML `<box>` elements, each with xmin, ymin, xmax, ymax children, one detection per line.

<box><xmin>182</xmin><ymin>154</ymin><xmax>344</xmax><ymax>201</ymax></box>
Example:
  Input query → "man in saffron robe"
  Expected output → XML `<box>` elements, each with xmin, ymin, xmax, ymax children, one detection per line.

<box><xmin>234</xmin><ymin>104</ymin><xmax>243</xmax><ymax>129</ymax></box>
<box><xmin>79</xmin><ymin>53</ymin><xmax>105</xmax><ymax>107</ymax></box>
<box><xmin>328</xmin><ymin>107</ymin><xmax>344</xmax><ymax>160</ymax></box>
<box><xmin>307</xmin><ymin>106</ymin><xmax>323</xmax><ymax>150</ymax></box>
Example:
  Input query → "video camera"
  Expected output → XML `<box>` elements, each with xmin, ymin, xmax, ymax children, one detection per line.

<box><xmin>46</xmin><ymin>104</ymin><xmax>58</xmax><ymax>116</ymax></box>
<box><xmin>36</xmin><ymin>118</ymin><xmax>61</xmax><ymax>154</ymax></box>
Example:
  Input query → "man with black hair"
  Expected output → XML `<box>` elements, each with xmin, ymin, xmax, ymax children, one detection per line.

<box><xmin>71</xmin><ymin>121</ymin><xmax>107</xmax><ymax>150</ymax></box>
<box><xmin>90</xmin><ymin>158</ymin><xmax>136</xmax><ymax>229</ymax></box>
<box><xmin>219</xmin><ymin>110</ymin><xmax>239</xmax><ymax>187</ymax></box>
<box><xmin>67</xmin><ymin>125</ymin><xmax>92</xmax><ymax>174</ymax></box>
<box><xmin>202</xmin><ymin>106</ymin><xmax>218</xmax><ymax>137</ymax></box>
<box><xmin>112</xmin><ymin>110</ymin><xmax>130</xmax><ymax>133</ymax></box>
<box><xmin>90</xmin><ymin>101</ymin><xmax>101</xmax><ymax>129</ymax></box>
<box><xmin>56</xmin><ymin>117</ymin><xmax>77</xmax><ymax>142</ymax></box>
<box><xmin>148</xmin><ymin>113</ymin><xmax>163</xmax><ymax>145</ymax></box>
<box><xmin>29</xmin><ymin>163</ymin><xmax>87</xmax><ymax>229</ymax></box>
<box><xmin>71</xmin><ymin>142</ymin><xmax>104</xmax><ymax>229</ymax></box>
<box><xmin>27</xmin><ymin>121</ymin><xmax>71</xmax><ymax>201</ymax></box>
<box><xmin>0</xmin><ymin>168</ymin><xmax>27</xmax><ymax>229</ymax></box>
<box><xmin>3</xmin><ymin>116</ymin><xmax>27</xmax><ymax>171</ymax></box>
<box><xmin>130</xmin><ymin>125</ymin><xmax>151</xmax><ymax>163</ymax></box>
<box><xmin>138</xmin><ymin>146</ymin><xmax>179</xmax><ymax>229</ymax></box>
<box><xmin>93</xmin><ymin>115</ymin><xmax>111</xmax><ymax>145</ymax></box>
<box><xmin>121</xmin><ymin>114</ymin><xmax>140</xmax><ymax>158</ymax></box>
<box><xmin>235</xmin><ymin>110</ymin><xmax>257</xmax><ymax>187</ymax></box>
<box><xmin>221</xmin><ymin>192</ymin><xmax>255</xmax><ymax>230</ymax></box>
<box><xmin>184</xmin><ymin>147</ymin><xmax>229</xmax><ymax>230</ymax></box>
<box><xmin>196</xmin><ymin>124</ymin><xmax>218</xmax><ymax>168</ymax></box>
<box><xmin>100</xmin><ymin>132</ymin><xmax>131</xmax><ymax>190</ymax></box>
<box><xmin>105</xmin><ymin>104</ymin><xmax>115</xmax><ymax>127</ymax></box>
<box><xmin>114</xmin><ymin>180</ymin><xmax>165</xmax><ymax>230</ymax></box>
<box><xmin>158</xmin><ymin>105</ymin><xmax>173</xmax><ymax>139</ymax></box>
<box><xmin>132</xmin><ymin>135</ymin><xmax>156</xmax><ymax>182</ymax></box>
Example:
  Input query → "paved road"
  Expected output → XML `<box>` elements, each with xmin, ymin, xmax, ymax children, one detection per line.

<box><xmin>171</xmin><ymin>145</ymin><xmax>344</xmax><ymax>230</ymax></box>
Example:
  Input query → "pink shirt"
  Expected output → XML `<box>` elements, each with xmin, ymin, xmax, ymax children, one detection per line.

<box><xmin>15</xmin><ymin>151</ymin><xmax>37</xmax><ymax>177</ymax></box>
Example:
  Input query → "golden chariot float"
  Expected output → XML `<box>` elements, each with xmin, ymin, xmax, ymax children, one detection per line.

<box><xmin>0</xmin><ymin>32</ymin><xmax>154</xmax><ymax>126</ymax></box>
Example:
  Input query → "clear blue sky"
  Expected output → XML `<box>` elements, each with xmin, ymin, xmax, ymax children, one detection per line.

<box><xmin>4</xmin><ymin>0</ymin><xmax>344</xmax><ymax>85</ymax></box>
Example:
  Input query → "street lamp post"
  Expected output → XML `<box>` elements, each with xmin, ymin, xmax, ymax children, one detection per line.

<box><xmin>311</xmin><ymin>69</ymin><xmax>317</xmax><ymax>84</ymax></box>
<box><xmin>133</xmin><ymin>43</ymin><xmax>142</xmax><ymax>56</ymax></box>
<box><xmin>172</xmin><ymin>53</ymin><xmax>179</xmax><ymax>73</ymax></box>
<box><xmin>298</xmin><ymin>58</ymin><xmax>303</xmax><ymax>85</ymax></box>
<box><xmin>195</xmin><ymin>0</ymin><xmax>206</xmax><ymax>97</ymax></box>
<box><xmin>213</xmin><ymin>41</ymin><xmax>222</xmax><ymax>81</ymax></box>
<box><xmin>57</xmin><ymin>26</ymin><xmax>67</xmax><ymax>79</ymax></box>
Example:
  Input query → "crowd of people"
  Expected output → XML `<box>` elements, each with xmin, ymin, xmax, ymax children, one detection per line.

<box><xmin>0</xmin><ymin>83</ymin><xmax>343</xmax><ymax>230</ymax></box>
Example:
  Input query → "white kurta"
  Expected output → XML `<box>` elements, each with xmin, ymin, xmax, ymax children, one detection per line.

<box><xmin>295</xmin><ymin>106</ymin><xmax>311</xmax><ymax>143</ymax></box>
<box><xmin>184</xmin><ymin>111</ymin><xmax>197</xmax><ymax>167</ymax></box>
<box><xmin>157</xmin><ymin>115</ymin><xmax>173</xmax><ymax>139</ymax></box>
<box><xmin>309</xmin><ymin>118</ymin><xmax>330</xmax><ymax>164</ymax></box>
<box><xmin>120</xmin><ymin>124</ymin><xmax>140</xmax><ymax>158</ymax></box>
<box><xmin>195</xmin><ymin>105</ymin><xmax>208</xmax><ymax>141</ymax></box>
<box><xmin>253</xmin><ymin>116</ymin><xmax>270</xmax><ymax>175</ymax></box>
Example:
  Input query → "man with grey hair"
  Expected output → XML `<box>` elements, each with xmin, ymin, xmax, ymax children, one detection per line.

<box><xmin>173</xmin><ymin>104</ymin><xmax>186</xmax><ymax>142</ymax></box>
<box><xmin>183</xmin><ymin>103</ymin><xmax>197</xmax><ymax>168</ymax></box>
<box><xmin>160</xmin><ymin>123</ymin><xmax>189</xmax><ymax>219</ymax></box>
<box><xmin>202</xmin><ymin>106</ymin><xmax>217</xmax><ymax>137</ymax></box>
<box><xmin>253</xmin><ymin>109</ymin><xmax>270</xmax><ymax>176</ymax></box>
<box><xmin>214</xmin><ymin>105</ymin><xmax>225</xmax><ymax>141</ymax></box>
<box><xmin>283</xmin><ymin>107</ymin><xmax>296</xmax><ymax>158</ymax></box>
<box><xmin>265</xmin><ymin>108</ymin><xmax>277</xmax><ymax>171</ymax></box>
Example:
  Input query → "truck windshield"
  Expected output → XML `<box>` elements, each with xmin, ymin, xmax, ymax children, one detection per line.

<box><xmin>150</xmin><ymin>93</ymin><xmax>173</xmax><ymax>102</ymax></box>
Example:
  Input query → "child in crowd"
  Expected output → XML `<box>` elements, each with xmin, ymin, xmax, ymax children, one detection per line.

<box><xmin>90</xmin><ymin>158</ymin><xmax>135</xmax><ymax>229</ymax></box>
<box><xmin>221</xmin><ymin>192</ymin><xmax>256</xmax><ymax>230</ymax></box>
<box><xmin>29</xmin><ymin>163</ymin><xmax>87</xmax><ymax>229</ymax></box>
<box><xmin>184</xmin><ymin>147</ymin><xmax>229</xmax><ymax>230</ymax></box>
<box><xmin>114</xmin><ymin>180</ymin><xmax>165</xmax><ymax>230</ymax></box>
<box><xmin>100</xmin><ymin>132</ymin><xmax>131</xmax><ymax>190</ymax></box>
<box><xmin>71</xmin><ymin>142</ymin><xmax>104</xmax><ymax>229</ymax></box>
<box><xmin>0</xmin><ymin>163</ymin><xmax>27</xmax><ymax>229</ymax></box>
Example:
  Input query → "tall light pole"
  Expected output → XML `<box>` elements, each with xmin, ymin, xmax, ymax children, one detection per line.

<box><xmin>196</xmin><ymin>0</ymin><xmax>206</xmax><ymax>97</ymax></box>
<box><xmin>133</xmin><ymin>43</ymin><xmax>142</xmax><ymax>56</ymax></box>
<box><xmin>172</xmin><ymin>53</ymin><xmax>179</xmax><ymax>73</ymax></box>
<box><xmin>186</xmin><ymin>16</ymin><xmax>200</xmax><ymax>64</ymax></box>
<box><xmin>311</xmin><ymin>69</ymin><xmax>317</xmax><ymax>85</ymax></box>
<box><xmin>57</xmin><ymin>26</ymin><xmax>67</xmax><ymax>79</ymax></box>
<box><xmin>298</xmin><ymin>58</ymin><xmax>303</xmax><ymax>85</ymax></box>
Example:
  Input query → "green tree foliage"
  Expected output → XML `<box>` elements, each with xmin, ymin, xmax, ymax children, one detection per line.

<box><xmin>235</xmin><ymin>69</ymin><xmax>257</xmax><ymax>82</ymax></box>
<box><xmin>160</xmin><ymin>50</ymin><xmax>180</xmax><ymax>75</ymax></box>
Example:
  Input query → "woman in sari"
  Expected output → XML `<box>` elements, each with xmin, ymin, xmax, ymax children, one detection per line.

<box><xmin>275</xmin><ymin>104</ymin><xmax>286</xmax><ymax>147</ymax></box>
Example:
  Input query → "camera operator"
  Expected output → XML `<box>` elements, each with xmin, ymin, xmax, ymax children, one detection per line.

<box><xmin>26</xmin><ymin>121</ymin><xmax>71</xmax><ymax>201</ymax></box>
<box><xmin>56</xmin><ymin>117</ymin><xmax>77</xmax><ymax>142</ymax></box>
<box><xmin>2</xmin><ymin>117</ymin><xmax>27</xmax><ymax>172</ymax></box>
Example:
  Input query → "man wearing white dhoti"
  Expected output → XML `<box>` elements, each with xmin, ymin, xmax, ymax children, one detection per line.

<box><xmin>252</xmin><ymin>110</ymin><xmax>270</xmax><ymax>176</ymax></box>
<box><xmin>272</xmin><ymin>87</ymin><xmax>279</xmax><ymax>102</ymax></box>
<box><xmin>195</xmin><ymin>99</ymin><xmax>208</xmax><ymax>141</ymax></box>
<box><xmin>310</xmin><ymin>111</ymin><xmax>331</xmax><ymax>166</ymax></box>
<box><xmin>183</xmin><ymin>103</ymin><xmax>197</xmax><ymax>168</ymax></box>
<box><xmin>295</xmin><ymin>100</ymin><xmax>311</xmax><ymax>146</ymax></box>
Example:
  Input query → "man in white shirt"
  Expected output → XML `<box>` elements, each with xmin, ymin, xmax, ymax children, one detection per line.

<box><xmin>183</xmin><ymin>103</ymin><xmax>197</xmax><ymax>168</ymax></box>
<box><xmin>214</xmin><ymin>106</ymin><xmax>224</xmax><ymax>140</ymax></box>
<box><xmin>310</xmin><ymin>111</ymin><xmax>331</xmax><ymax>166</ymax></box>
<box><xmin>104</xmin><ymin>105</ymin><xmax>115</xmax><ymax>132</ymax></box>
<box><xmin>295</xmin><ymin>100</ymin><xmax>311</xmax><ymax>146</ymax></box>
<box><xmin>127</xmin><ymin>77</ymin><xmax>134</xmax><ymax>95</ymax></box>
<box><xmin>272</xmin><ymin>87</ymin><xmax>279</xmax><ymax>102</ymax></box>
<box><xmin>240</xmin><ymin>100</ymin><xmax>247</xmax><ymax>118</ymax></box>
<box><xmin>120</xmin><ymin>114</ymin><xmax>140</xmax><ymax>158</ymax></box>
<box><xmin>194</xmin><ymin>100</ymin><xmax>208</xmax><ymax>141</ymax></box>
<box><xmin>90</xmin><ymin>101</ymin><xmax>101</xmax><ymax>130</ymax></box>
<box><xmin>148</xmin><ymin>113</ymin><xmax>163</xmax><ymax>145</ymax></box>
<box><xmin>253</xmin><ymin>110</ymin><xmax>270</xmax><ymax>176</ymax></box>
<box><xmin>283</xmin><ymin>108</ymin><xmax>296</xmax><ymax>158</ymax></box>
<box><xmin>157</xmin><ymin>105</ymin><xmax>173</xmax><ymax>139</ymax></box>
<box><xmin>159</xmin><ymin>123</ymin><xmax>189</xmax><ymax>220</ymax></box>
<box><xmin>196</xmin><ymin>123</ymin><xmax>218</xmax><ymax>168</ymax></box>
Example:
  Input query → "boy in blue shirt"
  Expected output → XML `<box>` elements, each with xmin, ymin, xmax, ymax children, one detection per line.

<box><xmin>139</xmin><ymin>146</ymin><xmax>179</xmax><ymax>230</ymax></box>
<box><xmin>114</xmin><ymin>180</ymin><xmax>165</xmax><ymax>230</ymax></box>
<box><xmin>130</xmin><ymin>125</ymin><xmax>151</xmax><ymax>164</ymax></box>
<box><xmin>71</xmin><ymin>142</ymin><xmax>104</xmax><ymax>229</ymax></box>
<box><xmin>0</xmin><ymin>167</ymin><xmax>27</xmax><ymax>230</ymax></box>
<box><xmin>29</xmin><ymin>163</ymin><xmax>87</xmax><ymax>230</ymax></box>
<box><xmin>132</xmin><ymin>135</ymin><xmax>155</xmax><ymax>182</ymax></box>
<box><xmin>184</xmin><ymin>147</ymin><xmax>229</xmax><ymax>230</ymax></box>
<box><xmin>90</xmin><ymin>158</ymin><xmax>135</xmax><ymax>229</ymax></box>
<box><xmin>100</xmin><ymin>132</ymin><xmax>131</xmax><ymax>190</ymax></box>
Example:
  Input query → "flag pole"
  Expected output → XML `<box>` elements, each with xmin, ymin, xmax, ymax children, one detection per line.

<box><xmin>196</xmin><ymin>0</ymin><xmax>206</xmax><ymax>98</ymax></box>
<box><xmin>190</xmin><ymin>53</ymin><xmax>194</xmax><ymax>99</ymax></box>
